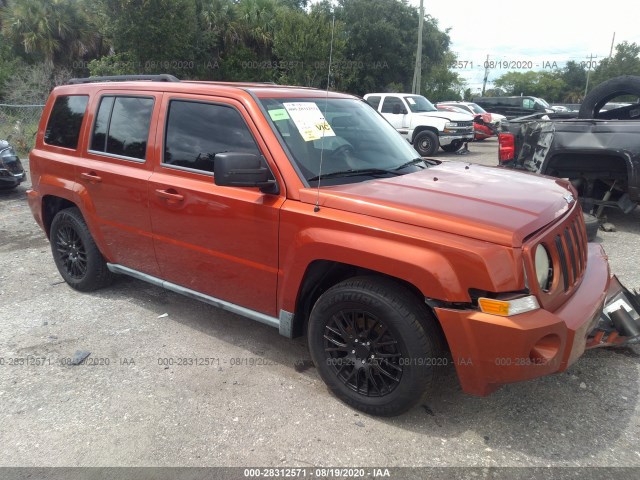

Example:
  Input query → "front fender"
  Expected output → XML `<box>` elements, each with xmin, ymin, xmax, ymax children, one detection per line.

<box><xmin>277</xmin><ymin>202</ymin><xmax>525</xmax><ymax>315</ymax></box>
<box><xmin>410</xmin><ymin>117</ymin><xmax>445</xmax><ymax>131</ymax></box>
<box><xmin>277</xmin><ymin>227</ymin><xmax>462</xmax><ymax>313</ymax></box>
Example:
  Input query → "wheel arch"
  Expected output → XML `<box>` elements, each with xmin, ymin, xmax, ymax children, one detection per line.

<box><xmin>411</xmin><ymin>125</ymin><xmax>440</xmax><ymax>143</ymax></box>
<box><xmin>543</xmin><ymin>151</ymin><xmax>631</xmax><ymax>199</ymax></box>
<box><xmin>290</xmin><ymin>260</ymin><xmax>429</xmax><ymax>338</ymax></box>
<box><xmin>42</xmin><ymin>194</ymin><xmax>77</xmax><ymax>238</ymax></box>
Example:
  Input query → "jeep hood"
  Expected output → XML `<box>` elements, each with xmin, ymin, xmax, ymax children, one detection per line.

<box><xmin>300</xmin><ymin>162</ymin><xmax>574</xmax><ymax>247</ymax></box>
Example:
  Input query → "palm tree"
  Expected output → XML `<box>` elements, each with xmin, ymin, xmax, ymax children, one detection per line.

<box><xmin>235</xmin><ymin>0</ymin><xmax>280</xmax><ymax>54</ymax></box>
<box><xmin>1</xmin><ymin>0</ymin><xmax>92</xmax><ymax>66</ymax></box>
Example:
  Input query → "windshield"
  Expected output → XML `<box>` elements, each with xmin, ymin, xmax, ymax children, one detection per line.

<box><xmin>535</xmin><ymin>98</ymin><xmax>550</xmax><ymax>108</ymax></box>
<box><xmin>261</xmin><ymin>97</ymin><xmax>430</xmax><ymax>186</ymax></box>
<box><xmin>469</xmin><ymin>103</ymin><xmax>486</xmax><ymax>114</ymax></box>
<box><xmin>403</xmin><ymin>95</ymin><xmax>437</xmax><ymax>113</ymax></box>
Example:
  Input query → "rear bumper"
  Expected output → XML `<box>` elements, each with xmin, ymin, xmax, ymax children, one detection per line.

<box><xmin>435</xmin><ymin>243</ymin><xmax>613</xmax><ymax>396</ymax></box>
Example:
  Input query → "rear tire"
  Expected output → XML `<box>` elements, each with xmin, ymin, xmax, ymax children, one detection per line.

<box><xmin>308</xmin><ymin>276</ymin><xmax>445</xmax><ymax>416</ymax></box>
<box><xmin>413</xmin><ymin>130</ymin><xmax>439</xmax><ymax>156</ymax></box>
<box><xmin>50</xmin><ymin>207</ymin><xmax>114</xmax><ymax>291</ymax></box>
<box><xmin>578</xmin><ymin>75</ymin><xmax>640</xmax><ymax>119</ymax></box>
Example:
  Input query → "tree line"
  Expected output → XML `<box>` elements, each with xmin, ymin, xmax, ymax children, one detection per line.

<box><xmin>0</xmin><ymin>0</ymin><xmax>463</xmax><ymax>102</ymax></box>
<box><xmin>480</xmin><ymin>42</ymin><xmax>640</xmax><ymax>103</ymax></box>
<box><xmin>1</xmin><ymin>0</ymin><xmax>639</xmax><ymax>105</ymax></box>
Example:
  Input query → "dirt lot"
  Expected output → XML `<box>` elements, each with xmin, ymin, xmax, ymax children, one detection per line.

<box><xmin>1</xmin><ymin>138</ymin><xmax>639</xmax><ymax>470</ymax></box>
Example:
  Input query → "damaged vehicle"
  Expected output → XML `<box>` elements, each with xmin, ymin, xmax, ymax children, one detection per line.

<box><xmin>0</xmin><ymin>140</ymin><xmax>26</xmax><ymax>190</ymax></box>
<box><xmin>27</xmin><ymin>75</ymin><xmax>640</xmax><ymax>416</ymax></box>
<box><xmin>498</xmin><ymin>75</ymin><xmax>640</xmax><ymax>223</ymax></box>
<box><xmin>435</xmin><ymin>104</ymin><xmax>498</xmax><ymax>141</ymax></box>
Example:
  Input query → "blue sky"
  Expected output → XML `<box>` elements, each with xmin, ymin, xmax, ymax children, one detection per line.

<box><xmin>412</xmin><ymin>0</ymin><xmax>640</xmax><ymax>93</ymax></box>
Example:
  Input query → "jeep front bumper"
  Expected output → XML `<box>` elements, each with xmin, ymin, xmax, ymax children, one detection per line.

<box><xmin>434</xmin><ymin>243</ymin><xmax>639</xmax><ymax>396</ymax></box>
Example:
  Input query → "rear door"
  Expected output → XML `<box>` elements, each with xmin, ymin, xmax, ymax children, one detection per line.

<box><xmin>148</xmin><ymin>94</ymin><xmax>284</xmax><ymax>317</ymax></box>
<box><xmin>78</xmin><ymin>91</ymin><xmax>161</xmax><ymax>276</ymax></box>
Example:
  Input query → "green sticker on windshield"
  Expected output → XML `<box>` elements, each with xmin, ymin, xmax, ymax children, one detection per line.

<box><xmin>269</xmin><ymin>108</ymin><xmax>290</xmax><ymax>121</ymax></box>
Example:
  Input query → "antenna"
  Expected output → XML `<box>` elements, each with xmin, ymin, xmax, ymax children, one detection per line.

<box><xmin>314</xmin><ymin>8</ymin><xmax>336</xmax><ymax>213</ymax></box>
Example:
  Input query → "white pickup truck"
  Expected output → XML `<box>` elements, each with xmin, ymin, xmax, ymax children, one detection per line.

<box><xmin>364</xmin><ymin>93</ymin><xmax>474</xmax><ymax>156</ymax></box>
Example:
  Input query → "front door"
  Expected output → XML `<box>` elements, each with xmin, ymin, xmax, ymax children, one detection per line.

<box><xmin>380</xmin><ymin>96</ymin><xmax>409</xmax><ymax>133</ymax></box>
<box><xmin>148</xmin><ymin>95</ymin><xmax>284</xmax><ymax>317</ymax></box>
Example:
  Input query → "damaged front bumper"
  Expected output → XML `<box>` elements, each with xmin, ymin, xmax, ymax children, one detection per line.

<box><xmin>587</xmin><ymin>276</ymin><xmax>640</xmax><ymax>348</ymax></box>
<box><xmin>435</xmin><ymin>244</ymin><xmax>640</xmax><ymax>396</ymax></box>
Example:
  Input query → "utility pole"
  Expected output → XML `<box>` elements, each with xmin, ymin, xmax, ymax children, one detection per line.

<box><xmin>584</xmin><ymin>53</ymin><xmax>597</xmax><ymax>97</ymax></box>
<box><xmin>481</xmin><ymin>54</ymin><xmax>490</xmax><ymax>95</ymax></box>
<box><xmin>609</xmin><ymin>32</ymin><xmax>616</xmax><ymax>58</ymax></box>
<box><xmin>412</xmin><ymin>0</ymin><xmax>424</xmax><ymax>94</ymax></box>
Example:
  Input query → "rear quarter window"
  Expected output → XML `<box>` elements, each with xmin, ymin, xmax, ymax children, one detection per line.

<box><xmin>44</xmin><ymin>95</ymin><xmax>89</xmax><ymax>149</ymax></box>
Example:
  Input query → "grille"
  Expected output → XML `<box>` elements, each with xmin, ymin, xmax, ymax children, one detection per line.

<box><xmin>524</xmin><ymin>206</ymin><xmax>589</xmax><ymax>311</ymax></box>
<box><xmin>551</xmin><ymin>212</ymin><xmax>588</xmax><ymax>292</ymax></box>
<box><xmin>457</xmin><ymin>121</ymin><xmax>473</xmax><ymax>127</ymax></box>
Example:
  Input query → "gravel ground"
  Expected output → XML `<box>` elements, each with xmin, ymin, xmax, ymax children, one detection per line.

<box><xmin>0</xmin><ymin>138</ymin><xmax>639</xmax><ymax>470</ymax></box>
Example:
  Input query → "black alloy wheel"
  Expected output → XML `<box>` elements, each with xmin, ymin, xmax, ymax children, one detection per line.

<box><xmin>308</xmin><ymin>276</ymin><xmax>445</xmax><ymax>416</ymax></box>
<box><xmin>50</xmin><ymin>207</ymin><xmax>113</xmax><ymax>291</ymax></box>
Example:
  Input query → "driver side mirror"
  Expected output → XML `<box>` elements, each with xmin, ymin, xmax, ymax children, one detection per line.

<box><xmin>214</xmin><ymin>152</ymin><xmax>278</xmax><ymax>194</ymax></box>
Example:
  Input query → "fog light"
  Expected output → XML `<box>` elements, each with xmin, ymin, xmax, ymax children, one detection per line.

<box><xmin>529</xmin><ymin>334</ymin><xmax>561</xmax><ymax>363</ymax></box>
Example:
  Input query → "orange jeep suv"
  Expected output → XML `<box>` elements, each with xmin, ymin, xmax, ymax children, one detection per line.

<box><xmin>27</xmin><ymin>75</ymin><xmax>640</xmax><ymax>416</ymax></box>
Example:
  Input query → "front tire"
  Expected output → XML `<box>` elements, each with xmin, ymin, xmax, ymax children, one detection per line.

<box><xmin>50</xmin><ymin>207</ymin><xmax>114</xmax><ymax>292</ymax></box>
<box><xmin>308</xmin><ymin>276</ymin><xmax>444</xmax><ymax>416</ymax></box>
<box><xmin>413</xmin><ymin>130</ymin><xmax>439</xmax><ymax>156</ymax></box>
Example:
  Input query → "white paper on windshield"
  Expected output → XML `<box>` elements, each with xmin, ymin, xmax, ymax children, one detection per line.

<box><xmin>283</xmin><ymin>102</ymin><xmax>335</xmax><ymax>142</ymax></box>
<box><xmin>406</xmin><ymin>97</ymin><xmax>416</xmax><ymax>105</ymax></box>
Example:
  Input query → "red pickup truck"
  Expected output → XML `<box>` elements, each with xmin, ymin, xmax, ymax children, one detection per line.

<box><xmin>27</xmin><ymin>75</ymin><xmax>640</xmax><ymax>416</ymax></box>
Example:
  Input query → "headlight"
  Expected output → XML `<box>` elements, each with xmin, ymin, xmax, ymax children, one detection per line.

<box><xmin>535</xmin><ymin>244</ymin><xmax>552</xmax><ymax>291</ymax></box>
<box><xmin>445</xmin><ymin>122</ymin><xmax>458</xmax><ymax>128</ymax></box>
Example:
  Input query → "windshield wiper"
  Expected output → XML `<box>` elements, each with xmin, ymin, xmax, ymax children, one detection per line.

<box><xmin>307</xmin><ymin>168</ymin><xmax>400</xmax><ymax>182</ymax></box>
<box><xmin>393</xmin><ymin>157</ymin><xmax>436</xmax><ymax>170</ymax></box>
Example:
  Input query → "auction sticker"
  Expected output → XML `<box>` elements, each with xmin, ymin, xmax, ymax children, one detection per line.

<box><xmin>283</xmin><ymin>102</ymin><xmax>335</xmax><ymax>141</ymax></box>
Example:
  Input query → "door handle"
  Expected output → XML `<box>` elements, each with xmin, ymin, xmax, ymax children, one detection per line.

<box><xmin>80</xmin><ymin>172</ymin><xmax>102</xmax><ymax>183</ymax></box>
<box><xmin>155</xmin><ymin>189</ymin><xmax>184</xmax><ymax>202</ymax></box>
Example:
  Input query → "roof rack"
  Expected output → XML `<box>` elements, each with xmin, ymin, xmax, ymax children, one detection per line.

<box><xmin>68</xmin><ymin>74</ymin><xmax>180</xmax><ymax>85</ymax></box>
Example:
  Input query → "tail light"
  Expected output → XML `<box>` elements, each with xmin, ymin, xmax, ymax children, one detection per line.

<box><xmin>498</xmin><ymin>133</ymin><xmax>515</xmax><ymax>162</ymax></box>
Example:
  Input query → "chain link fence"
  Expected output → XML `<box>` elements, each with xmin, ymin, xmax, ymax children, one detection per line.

<box><xmin>0</xmin><ymin>104</ymin><xmax>45</xmax><ymax>154</ymax></box>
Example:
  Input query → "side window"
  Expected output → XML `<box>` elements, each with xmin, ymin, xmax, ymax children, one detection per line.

<box><xmin>90</xmin><ymin>96</ymin><xmax>154</xmax><ymax>160</ymax></box>
<box><xmin>44</xmin><ymin>95</ymin><xmax>89</xmax><ymax>149</ymax></box>
<box><xmin>163</xmin><ymin>100</ymin><xmax>260</xmax><ymax>173</ymax></box>
<box><xmin>522</xmin><ymin>98</ymin><xmax>535</xmax><ymax>109</ymax></box>
<box><xmin>365</xmin><ymin>96</ymin><xmax>381</xmax><ymax>109</ymax></box>
<box><xmin>381</xmin><ymin>97</ymin><xmax>405</xmax><ymax>114</ymax></box>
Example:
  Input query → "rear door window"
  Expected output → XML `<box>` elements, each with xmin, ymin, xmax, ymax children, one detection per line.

<box><xmin>44</xmin><ymin>95</ymin><xmax>89</xmax><ymax>149</ymax></box>
<box><xmin>90</xmin><ymin>96</ymin><xmax>154</xmax><ymax>160</ymax></box>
